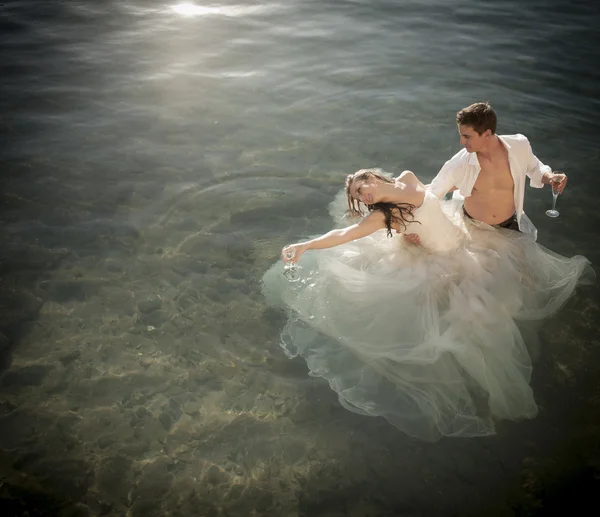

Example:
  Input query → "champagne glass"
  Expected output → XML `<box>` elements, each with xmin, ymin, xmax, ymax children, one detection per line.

<box><xmin>545</xmin><ymin>173</ymin><xmax>562</xmax><ymax>218</ymax></box>
<box><xmin>282</xmin><ymin>247</ymin><xmax>301</xmax><ymax>282</ymax></box>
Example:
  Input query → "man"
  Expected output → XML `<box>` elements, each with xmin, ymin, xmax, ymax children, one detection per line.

<box><xmin>408</xmin><ymin>102</ymin><xmax>566</xmax><ymax>242</ymax></box>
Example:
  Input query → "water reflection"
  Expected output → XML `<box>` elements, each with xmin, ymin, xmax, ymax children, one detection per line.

<box><xmin>170</xmin><ymin>2</ymin><xmax>270</xmax><ymax>17</ymax></box>
<box><xmin>171</xmin><ymin>3</ymin><xmax>223</xmax><ymax>17</ymax></box>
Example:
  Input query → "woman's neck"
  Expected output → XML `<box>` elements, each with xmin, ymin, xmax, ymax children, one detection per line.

<box><xmin>376</xmin><ymin>181</ymin><xmax>425</xmax><ymax>208</ymax></box>
<box><xmin>378</xmin><ymin>182</ymin><xmax>407</xmax><ymax>203</ymax></box>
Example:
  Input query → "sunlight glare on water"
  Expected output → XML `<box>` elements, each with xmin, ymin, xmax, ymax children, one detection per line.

<box><xmin>171</xmin><ymin>3</ymin><xmax>223</xmax><ymax>17</ymax></box>
<box><xmin>170</xmin><ymin>2</ymin><xmax>269</xmax><ymax>17</ymax></box>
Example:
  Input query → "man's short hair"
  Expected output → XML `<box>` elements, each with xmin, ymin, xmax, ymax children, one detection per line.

<box><xmin>456</xmin><ymin>102</ymin><xmax>497</xmax><ymax>135</ymax></box>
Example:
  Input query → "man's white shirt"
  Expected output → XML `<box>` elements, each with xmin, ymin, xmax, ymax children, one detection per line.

<box><xmin>429</xmin><ymin>134</ymin><xmax>550</xmax><ymax>240</ymax></box>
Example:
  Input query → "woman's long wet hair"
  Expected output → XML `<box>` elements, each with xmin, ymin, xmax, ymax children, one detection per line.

<box><xmin>345</xmin><ymin>168</ymin><xmax>420</xmax><ymax>237</ymax></box>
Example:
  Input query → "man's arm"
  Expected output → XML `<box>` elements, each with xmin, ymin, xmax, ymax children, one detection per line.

<box><xmin>524</xmin><ymin>137</ymin><xmax>568</xmax><ymax>193</ymax></box>
<box><xmin>428</xmin><ymin>158</ymin><xmax>458</xmax><ymax>199</ymax></box>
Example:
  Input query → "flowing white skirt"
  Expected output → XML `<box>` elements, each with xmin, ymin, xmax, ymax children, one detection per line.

<box><xmin>262</xmin><ymin>202</ymin><xmax>594</xmax><ymax>441</ymax></box>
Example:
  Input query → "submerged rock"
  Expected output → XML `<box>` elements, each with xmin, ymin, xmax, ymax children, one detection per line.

<box><xmin>1</xmin><ymin>364</ymin><xmax>54</xmax><ymax>387</ymax></box>
<box><xmin>207</xmin><ymin>465</ymin><xmax>228</xmax><ymax>485</ymax></box>
<box><xmin>137</xmin><ymin>296</ymin><xmax>162</xmax><ymax>314</ymax></box>
<box><xmin>60</xmin><ymin>350</ymin><xmax>82</xmax><ymax>366</ymax></box>
<box><xmin>0</xmin><ymin>332</ymin><xmax>10</xmax><ymax>356</ymax></box>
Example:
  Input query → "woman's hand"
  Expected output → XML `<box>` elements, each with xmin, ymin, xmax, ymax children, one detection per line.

<box><xmin>282</xmin><ymin>243</ymin><xmax>309</xmax><ymax>264</ymax></box>
<box><xmin>280</xmin><ymin>212</ymin><xmax>386</xmax><ymax>260</ymax></box>
<box><xmin>403</xmin><ymin>233</ymin><xmax>421</xmax><ymax>245</ymax></box>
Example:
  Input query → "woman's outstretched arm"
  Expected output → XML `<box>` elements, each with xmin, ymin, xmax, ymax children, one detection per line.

<box><xmin>282</xmin><ymin>211</ymin><xmax>386</xmax><ymax>263</ymax></box>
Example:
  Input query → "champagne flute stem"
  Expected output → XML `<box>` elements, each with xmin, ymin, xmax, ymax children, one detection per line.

<box><xmin>552</xmin><ymin>192</ymin><xmax>558</xmax><ymax>211</ymax></box>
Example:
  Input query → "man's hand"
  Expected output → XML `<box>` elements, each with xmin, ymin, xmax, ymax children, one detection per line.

<box><xmin>546</xmin><ymin>171</ymin><xmax>568</xmax><ymax>194</ymax></box>
<box><xmin>403</xmin><ymin>233</ymin><xmax>421</xmax><ymax>246</ymax></box>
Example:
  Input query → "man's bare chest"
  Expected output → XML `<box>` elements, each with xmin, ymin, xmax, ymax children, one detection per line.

<box><xmin>472</xmin><ymin>160</ymin><xmax>514</xmax><ymax>193</ymax></box>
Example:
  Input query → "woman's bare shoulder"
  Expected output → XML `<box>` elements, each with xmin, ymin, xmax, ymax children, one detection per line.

<box><xmin>397</xmin><ymin>181</ymin><xmax>426</xmax><ymax>207</ymax></box>
<box><xmin>395</xmin><ymin>170</ymin><xmax>421</xmax><ymax>185</ymax></box>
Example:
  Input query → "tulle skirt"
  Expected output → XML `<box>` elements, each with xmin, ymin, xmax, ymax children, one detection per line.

<box><xmin>261</xmin><ymin>202</ymin><xmax>594</xmax><ymax>441</ymax></box>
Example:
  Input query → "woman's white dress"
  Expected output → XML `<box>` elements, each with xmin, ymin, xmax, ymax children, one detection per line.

<box><xmin>262</xmin><ymin>190</ymin><xmax>593</xmax><ymax>440</ymax></box>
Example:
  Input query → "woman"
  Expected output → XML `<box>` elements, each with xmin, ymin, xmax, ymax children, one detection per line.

<box><xmin>262</xmin><ymin>168</ymin><xmax>593</xmax><ymax>440</ymax></box>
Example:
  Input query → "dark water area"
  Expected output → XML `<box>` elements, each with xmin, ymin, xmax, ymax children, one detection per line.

<box><xmin>1</xmin><ymin>0</ymin><xmax>600</xmax><ymax>515</ymax></box>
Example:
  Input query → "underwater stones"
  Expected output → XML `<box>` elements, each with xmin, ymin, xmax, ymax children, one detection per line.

<box><xmin>60</xmin><ymin>350</ymin><xmax>82</xmax><ymax>366</ymax></box>
<box><xmin>169</xmin><ymin>256</ymin><xmax>193</xmax><ymax>277</ymax></box>
<box><xmin>0</xmin><ymin>331</ymin><xmax>10</xmax><ymax>356</ymax></box>
<box><xmin>222</xmin><ymin>460</ymin><xmax>238</xmax><ymax>474</ymax></box>
<box><xmin>0</xmin><ymin>481</ymin><xmax>67</xmax><ymax>516</ymax></box>
<box><xmin>206</xmin><ymin>464</ymin><xmax>228</xmax><ymax>485</ymax></box>
<box><xmin>0</xmin><ymin>411</ymin><xmax>47</xmax><ymax>449</ymax></box>
<box><xmin>229</xmin><ymin>267</ymin><xmax>246</xmax><ymax>280</ymax></box>
<box><xmin>158</xmin><ymin>398</ymin><xmax>183</xmax><ymax>431</ymax></box>
<box><xmin>206</xmin><ymin>362</ymin><xmax>236</xmax><ymax>381</ymax></box>
<box><xmin>0</xmin><ymin>288</ymin><xmax>43</xmax><ymax>333</ymax></box>
<box><xmin>96</xmin><ymin>456</ymin><xmax>133</xmax><ymax>506</ymax></box>
<box><xmin>288</xmin><ymin>401</ymin><xmax>315</xmax><ymax>424</ymax></box>
<box><xmin>254</xmin><ymin>490</ymin><xmax>274</xmax><ymax>511</ymax></box>
<box><xmin>188</xmin><ymin>370</ymin><xmax>220</xmax><ymax>392</ymax></box>
<box><xmin>99</xmin><ymin>286</ymin><xmax>134</xmax><ymax>315</ymax></box>
<box><xmin>30</xmin><ymin>458</ymin><xmax>94</xmax><ymax>500</ymax></box>
<box><xmin>124</xmin><ymin>334</ymin><xmax>154</xmax><ymax>352</ymax></box>
<box><xmin>104</xmin><ymin>258</ymin><xmax>124</xmax><ymax>273</ymax></box>
<box><xmin>163</xmin><ymin>476</ymin><xmax>197</xmax><ymax>510</ymax></box>
<box><xmin>158</xmin><ymin>412</ymin><xmax>173</xmax><ymax>431</ymax></box>
<box><xmin>0</xmin><ymin>400</ymin><xmax>17</xmax><ymax>417</ymax></box>
<box><xmin>85</xmin><ymin>497</ymin><xmax>114</xmax><ymax>517</ymax></box>
<box><xmin>137</xmin><ymin>295</ymin><xmax>162</xmax><ymax>314</ymax></box>
<box><xmin>135</xmin><ymin>406</ymin><xmax>149</xmax><ymax>419</ymax></box>
<box><xmin>225</xmin><ymin>482</ymin><xmax>244</xmax><ymax>501</ymax></box>
<box><xmin>1</xmin><ymin>364</ymin><xmax>54</xmax><ymax>387</ymax></box>
<box><xmin>1</xmin><ymin>244</ymin><xmax>70</xmax><ymax>273</ymax></box>
<box><xmin>96</xmin><ymin>435</ymin><xmax>115</xmax><ymax>450</ymax></box>
<box><xmin>181</xmin><ymin>398</ymin><xmax>203</xmax><ymax>415</ymax></box>
<box><xmin>225</xmin><ymin>237</ymin><xmax>253</xmax><ymax>263</ymax></box>
<box><xmin>176</xmin><ymin>233</ymin><xmax>213</xmax><ymax>256</ymax></box>
<box><xmin>140</xmin><ymin>309</ymin><xmax>169</xmax><ymax>328</ymax></box>
<box><xmin>190</xmin><ymin>260</ymin><xmax>208</xmax><ymax>274</ymax></box>
<box><xmin>236</xmin><ymin>486</ymin><xmax>275</xmax><ymax>512</ymax></box>
<box><xmin>282</xmin><ymin>440</ymin><xmax>305</xmax><ymax>464</ymax></box>
<box><xmin>130</xmin><ymin>457</ymin><xmax>174</xmax><ymax>516</ymax></box>
<box><xmin>168</xmin><ymin>314</ymin><xmax>194</xmax><ymax>331</ymax></box>
<box><xmin>47</xmin><ymin>280</ymin><xmax>87</xmax><ymax>302</ymax></box>
<box><xmin>45</xmin><ymin>380</ymin><xmax>69</xmax><ymax>395</ymax></box>
<box><xmin>261</xmin><ymin>306</ymin><xmax>286</xmax><ymax>328</ymax></box>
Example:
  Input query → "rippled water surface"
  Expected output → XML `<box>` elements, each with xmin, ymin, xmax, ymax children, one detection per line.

<box><xmin>1</xmin><ymin>0</ymin><xmax>599</xmax><ymax>515</ymax></box>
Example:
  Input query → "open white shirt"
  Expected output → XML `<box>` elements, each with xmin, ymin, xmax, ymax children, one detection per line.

<box><xmin>429</xmin><ymin>134</ymin><xmax>550</xmax><ymax>240</ymax></box>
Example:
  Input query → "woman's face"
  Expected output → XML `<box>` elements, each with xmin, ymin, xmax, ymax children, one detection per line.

<box><xmin>350</xmin><ymin>177</ymin><xmax>382</xmax><ymax>205</ymax></box>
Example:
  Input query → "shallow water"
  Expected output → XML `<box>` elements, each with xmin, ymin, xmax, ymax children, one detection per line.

<box><xmin>1</xmin><ymin>0</ymin><xmax>599</xmax><ymax>515</ymax></box>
